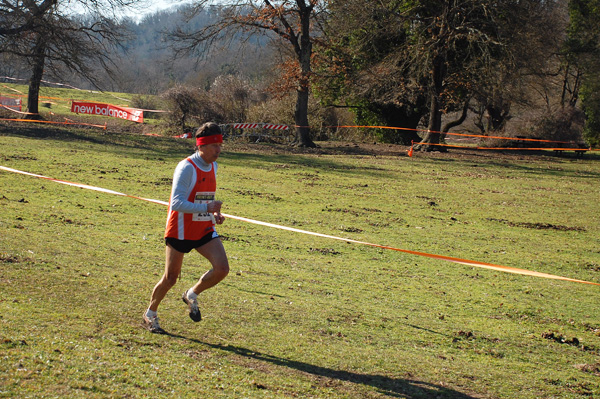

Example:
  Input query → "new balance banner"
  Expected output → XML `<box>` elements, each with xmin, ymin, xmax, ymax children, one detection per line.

<box><xmin>71</xmin><ymin>101</ymin><xmax>143</xmax><ymax>123</ymax></box>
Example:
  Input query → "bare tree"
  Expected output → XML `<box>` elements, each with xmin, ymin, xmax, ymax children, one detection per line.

<box><xmin>468</xmin><ymin>1</ymin><xmax>569</xmax><ymax>136</ymax></box>
<box><xmin>209</xmin><ymin>74</ymin><xmax>252</xmax><ymax>122</ymax></box>
<box><xmin>0</xmin><ymin>0</ymin><xmax>57</xmax><ymax>36</ymax></box>
<box><xmin>0</xmin><ymin>0</ymin><xmax>137</xmax><ymax>115</ymax></box>
<box><xmin>171</xmin><ymin>0</ymin><xmax>328</xmax><ymax>147</ymax></box>
<box><xmin>397</xmin><ymin>0</ymin><xmax>511</xmax><ymax>151</ymax></box>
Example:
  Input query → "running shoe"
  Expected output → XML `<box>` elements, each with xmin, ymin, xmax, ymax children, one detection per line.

<box><xmin>182</xmin><ymin>291</ymin><xmax>202</xmax><ymax>322</ymax></box>
<box><xmin>142</xmin><ymin>314</ymin><xmax>165</xmax><ymax>334</ymax></box>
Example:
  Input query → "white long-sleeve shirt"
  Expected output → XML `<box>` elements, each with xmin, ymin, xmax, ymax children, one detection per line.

<box><xmin>169</xmin><ymin>152</ymin><xmax>218</xmax><ymax>214</ymax></box>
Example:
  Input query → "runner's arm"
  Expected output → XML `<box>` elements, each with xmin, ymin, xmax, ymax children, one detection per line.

<box><xmin>170</xmin><ymin>161</ymin><xmax>209</xmax><ymax>214</ymax></box>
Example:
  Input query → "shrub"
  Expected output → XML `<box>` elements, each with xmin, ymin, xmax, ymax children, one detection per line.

<box><xmin>160</xmin><ymin>85</ymin><xmax>224</xmax><ymax>135</ymax></box>
<box><xmin>529</xmin><ymin>106</ymin><xmax>585</xmax><ymax>144</ymax></box>
<box><xmin>487</xmin><ymin>106</ymin><xmax>586</xmax><ymax>149</ymax></box>
<box><xmin>209</xmin><ymin>75</ymin><xmax>253</xmax><ymax>123</ymax></box>
<box><xmin>130</xmin><ymin>95</ymin><xmax>165</xmax><ymax>120</ymax></box>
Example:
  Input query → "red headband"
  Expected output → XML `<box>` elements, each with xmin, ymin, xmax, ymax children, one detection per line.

<box><xmin>196</xmin><ymin>134</ymin><xmax>223</xmax><ymax>146</ymax></box>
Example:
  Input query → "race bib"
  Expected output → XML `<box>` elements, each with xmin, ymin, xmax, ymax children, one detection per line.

<box><xmin>192</xmin><ymin>191</ymin><xmax>216</xmax><ymax>222</ymax></box>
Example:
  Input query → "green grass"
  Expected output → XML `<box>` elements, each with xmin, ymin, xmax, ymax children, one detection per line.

<box><xmin>1</xmin><ymin>123</ymin><xmax>600</xmax><ymax>398</ymax></box>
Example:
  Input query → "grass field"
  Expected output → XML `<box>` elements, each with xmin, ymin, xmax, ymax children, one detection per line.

<box><xmin>1</xmin><ymin>121</ymin><xmax>600</xmax><ymax>398</ymax></box>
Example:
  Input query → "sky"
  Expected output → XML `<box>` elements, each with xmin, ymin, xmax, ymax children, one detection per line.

<box><xmin>120</xmin><ymin>0</ymin><xmax>195</xmax><ymax>21</ymax></box>
<box><xmin>64</xmin><ymin>0</ymin><xmax>197</xmax><ymax>22</ymax></box>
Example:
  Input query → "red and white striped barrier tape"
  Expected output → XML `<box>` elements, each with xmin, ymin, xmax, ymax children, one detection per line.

<box><xmin>174</xmin><ymin>123</ymin><xmax>290</xmax><ymax>138</ymax></box>
<box><xmin>232</xmin><ymin>123</ymin><xmax>260</xmax><ymax>129</ymax></box>
<box><xmin>262</xmin><ymin>124</ymin><xmax>289</xmax><ymax>130</ymax></box>
<box><xmin>1</xmin><ymin>164</ymin><xmax>598</xmax><ymax>287</ymax></box>
<box><xmin>232</xmin><ymin>123</ymin><xmax>288</xmax><ymax>130</ymax></box>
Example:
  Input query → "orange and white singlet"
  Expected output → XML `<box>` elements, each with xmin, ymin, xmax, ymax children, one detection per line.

<box><xmin>164</xmin><ymin>156</ymin><xmax>217</xmax><ymax>240</ymax></box>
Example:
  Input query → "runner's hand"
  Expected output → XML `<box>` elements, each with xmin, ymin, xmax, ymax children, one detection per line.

<box><xmin>207</xmin><ymin>200</ymin><xmax>222</xmax><ymax>213</ymax></box>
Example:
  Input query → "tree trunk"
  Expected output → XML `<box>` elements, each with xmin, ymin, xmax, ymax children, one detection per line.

<box><xmin>418</xmin><ymin>94</ymin><xmax>443</xmax><ymax>151</ymax></box>
<box><xmin>440</xmin><ymin>97</ymin><xmax>470</xmax><ymax>141</ymax></box>
<box><xmin>293</xmin><ymin>0</ymin><xmax>316</xmax><ymax>148</ymax></box>
<box><xmin>417</xmin><ymin>55</ymin><xmax>446</xmax><ymax>151</ymax></box>
<box><xmin>486</xmin><ymin>102</ymin><xmax>510</xmax><ymax>132</ymax></box>
<box><xmin>27</xmin><ymin>35</ymin><xmax>47</xmax><ymax>118</ymax></box>
<box><xmin>295</xmin><ymin>88</ymin><xmax>314</xmax><ymax>147</ymax></box>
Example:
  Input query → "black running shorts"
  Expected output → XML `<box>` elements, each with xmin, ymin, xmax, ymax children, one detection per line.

<box><xmin>165</xmin><ymin>231</ymin><xmax>219</xmax><ymax>253</ymax></box>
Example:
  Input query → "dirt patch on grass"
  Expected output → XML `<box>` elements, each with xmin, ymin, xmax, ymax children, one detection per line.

<box><xmin>488</xmin><ymin>218</ymin><xmax>586</xmax><ymax>232</ymax></box>
<box><xmin>0</xmin><ymin>253</ymin><xmax>34</xmax><ymax>264</ymax></box>
<box><xmin>574</xmin><ymin>363</ymin><xmax>600</xmax><ymax>376</ymax></box>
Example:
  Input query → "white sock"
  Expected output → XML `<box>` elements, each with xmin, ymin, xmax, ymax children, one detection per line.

<box><xmin>145</xmin><ymin>309</ymin><xmax>157</xmax><ymax>319</ymax></box>
<box><xmin>187</xmin><ymin>289</ymin><xmax>198</xmax><ymax>301</ymax></box>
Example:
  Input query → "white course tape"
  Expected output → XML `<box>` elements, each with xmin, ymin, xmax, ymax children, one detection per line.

<box><xmin>1</xmin><ymin>165</ymin><xmax>598</xmax><ymax>287</ymax></box>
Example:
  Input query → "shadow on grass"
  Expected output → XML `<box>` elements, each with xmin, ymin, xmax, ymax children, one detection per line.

<box><xmin>0</xmin><ymin>123</ymin><xmax>190</xmax><ymax>158</ymax></box>
<box><xmin>162</xmin><ymin>332</ymin><xmax>477</xmax><ymax>398</ymax></box>
<box><xmin>224</xmin><ymin>151</ymin><xmax>393</xmax><ymax>178</ymax></box>
<box><xmin>424</xmin><ymin>152</ymin><xmax>600</xmax><ymax>179</ymax></box>
<box><xmin>225</xmin><ymin>145</ymin><xmax>600</xmax><ymax>180</ymax></box>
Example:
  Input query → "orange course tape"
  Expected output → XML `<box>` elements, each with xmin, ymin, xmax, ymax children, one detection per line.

<box><xmin>0</xmin><ymin>165</ymin><xmax>598</xmax><ymax>287</ymax></box>
<box><xmin>414</xmin><ymin>142</ymin><xmax>596</xmax><ymax>152</ymax></box>
<box><xmin>327</xmin><ymin>125</ymin><xmax>580</xmax><ymax>145</ymax></box>
<box><xmin>0</xmin><ymin>117</ymin><xmax>106</xmax><ymax>129</ymax></box>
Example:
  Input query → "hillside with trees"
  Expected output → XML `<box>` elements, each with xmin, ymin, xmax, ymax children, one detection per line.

<box><xmin>1</xmin><ymin>0</ymin><xmax>598</xmax><ymax>148</ymax></box>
